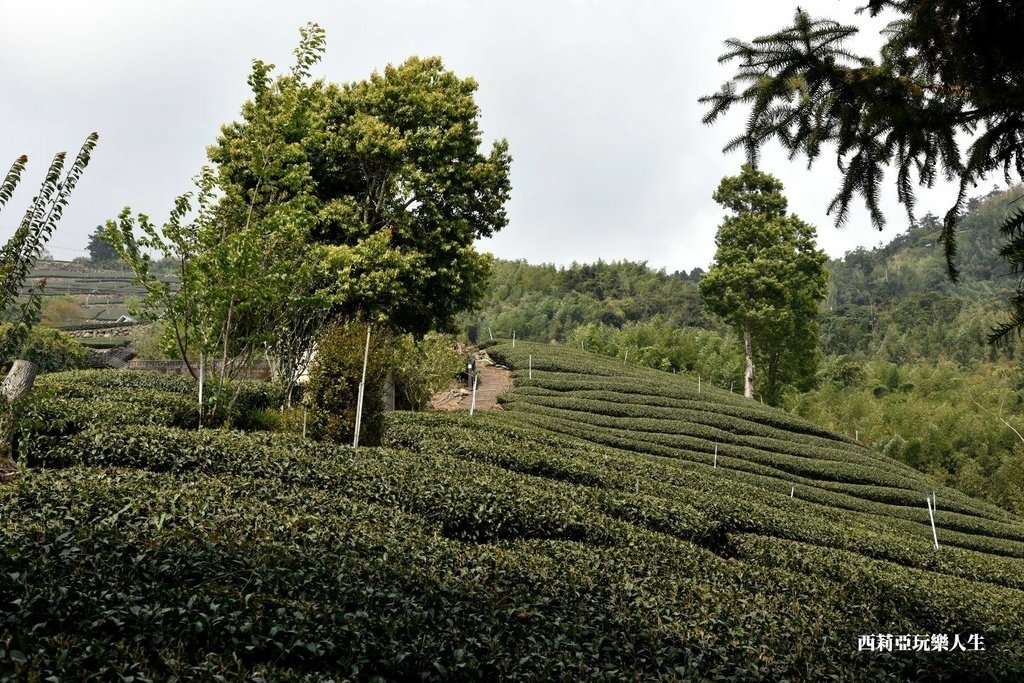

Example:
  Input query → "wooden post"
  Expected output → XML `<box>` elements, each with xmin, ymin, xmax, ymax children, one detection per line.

<box><xmin>353</xmin><ymin>326</ymin><xmax>371</xmax><ymax>448</ymax></box>
<box><xmin>1</xmin><ymin>360</ymin><xmax>38</xmax><ymax>404</ymax></box>
<box><xmin>1</xmin><ymin>360</ymin><xmax>39</xmax><ymax>478</ymax></box>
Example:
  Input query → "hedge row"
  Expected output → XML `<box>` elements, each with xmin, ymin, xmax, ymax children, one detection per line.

<box><xmin>19</xmin><ymin>370</ymin><xmax>289</xmax><ymax>434</ymax></box>
<box><xmin>4</xmin><ymin>463</ymin><xmax>1022</xmax><ymax>680</ymax></box>
<box><xmin>385</xmin><ymin>412</ymin><xmax>1024</xmax><ymax>591</ymax></box>
<box><xmin>498</xmin><ymin>399</ymin><xmax>1024</xmax><ymax>539</ymax></box>
<box><xmin>504</xmin><ymin>390</ymin><xmax>921</xmax><ymax>476</ymax></box>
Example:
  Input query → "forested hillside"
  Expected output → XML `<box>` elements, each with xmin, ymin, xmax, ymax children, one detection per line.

<box><xmin>464</xmin><ymin>187</ymin><xmax>1024</xmax><ymax>515</ymax></box>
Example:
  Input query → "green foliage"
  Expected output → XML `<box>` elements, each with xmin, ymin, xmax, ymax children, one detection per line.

<box><xmin>0</xmin><ymin>134</ymin><xmax>98</xmax><ymax>362</ymax></box>
<box><xmin>391</xmin><ymin>331</ymin><xmax>464</xmax><ymax>410</ymax></box>
<box><xmin>1</xmin><ymin>326</ymin><xmax>90</xmax><ymax>374</ymax></box>
<box><xmin>699</xmin><ymin>165</ymin><xmax>829</xmax><ymax>403</ymax></box>
<box><xmin>37</xmin><ymin>296</ymin><xmax>88</xmax><ymax>327</ymax></box>
<box><xmin>211</xmin><ymin>37</ymin><xmax>511</xmax><ymax>338</ymax></box>
<box><xmin>701</xmin><ymin>3</ymin><xmax>1024</xmax><ymax>275</ymax></box>
<box><xmin>786</xmin><ymin>359</ymin><xmax>1024</xmax><ymax>516</ymax></box>
<box><xmin>566</xmin><ymin>317</ymin><xmax>745</xmax><ymax>386</ymax></box>
<box><xmin>17</xmin><ymin>370</ymin><xmax>286</xmax><ymax>439</ymax></box>
<box><xmin>85</xmin><ymin>224</ymin><xmax>119</xmax><ymax>264</ymax></box>
<box><xmin>305</xmin><ymin>321</ymin><xmax>389</xmax><ymax>445</ymax></box>
<box><xmin>3</xmin><ymin>347</ymin><xmax>1024</xmax><ymax>679</ymax></box>
<box><xmin>460</xmin><ymin>258</ymin><xmax>707</xmax><ymax>343</ymax></box>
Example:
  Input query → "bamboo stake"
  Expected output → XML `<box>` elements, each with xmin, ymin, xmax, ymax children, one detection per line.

<box><xmin>926</xmin><ymin>495</ymin><xmax>940</xmax><ymax>550</ymax></box>
<box><xmin>470</xmin><ymin>374</ymin><xmax>478</xmax><ymax>416</ymax></box>
<box><xmin>353</xmin><ymin>326</ymin><xmax>371</xmax><ymax>448</ymax></box>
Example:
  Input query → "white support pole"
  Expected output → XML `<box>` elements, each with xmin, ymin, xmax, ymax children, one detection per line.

<box><xmin>488</xmin><ymin>325</ymin><xmax>493</xmax><ymax>341</ymax></box>
<box><xmin>353</xmin><ymin>326</ymin><xmax>372</xmax><ymax>448</ymax></box>
<box><xmin>855</xmin><ymin>429</ymin><xmax>859</xmax><ymax>442</ymax></box>
<box><xmin>512</xmin><ymin>330</ymin><xmax>515</xmax><ymax>348</ymax></box>
<box><xmin>528</xmin><ymin>354</ymin><xmax>532</xmax><ymax>380</ymax></box>
<box><xmin>790</xmin><ymin>485</ymin><xmax>795</xmax><ymax>498</ymax></box>
<box><xmin>470</xmin><ymin>374</ymin><xmax>478</xmax><ymax>416</ymax></box>
<box><xmin>302</xmin><ymin>407</ymin><xmax>307</xmax><ymax>438</ymax></box>
<box><xmin>926</xmin><ymin>495</ymin><xmax>939</xmax><ymax>550</ymax></box>
<box><xmin>714</xmin><ymin>444</ymin><xmax>718</xmax><ymax>468</ymax></box>
<box><xmin>634</xmin><ymin>479</ymin><xmax>639</xmax><ymax>495</ymax></box>
<box><xmin>581</xmin><ymin>340</ymin><xmax>585</xmax><ymax>352</ymax></box>
<box><xmin>354</xmin><ymin>381</ymin><xmax>365</xmax><ymax>446</ymax></box>
<box><xmin>698</xmin><ymin>375</ymin><xmax>701</xmax><ymax>394</ymax></box>
<box><xmin>623</xmin><ymin>348</ymin><xmax>629</xmax><ymax>365</ymax></box>
<box><xmin>198</xmin><ymin>352</ymin><xmax>204</xmax><ymax>429</ymax></box>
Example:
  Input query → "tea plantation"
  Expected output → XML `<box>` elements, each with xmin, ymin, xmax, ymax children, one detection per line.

<box><xmin>1</xmin><ymin>347</ymin><xmax>1022</xmax><ymax>680</ymax></box>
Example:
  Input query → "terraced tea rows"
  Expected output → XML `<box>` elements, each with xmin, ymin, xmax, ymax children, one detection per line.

<box><xmin>1</xmin><ymin>363</ymin><xmax>1022</xmax><ymax>680</ymax></box>
<box><xmin>487</xmin><ymin>341</ymin><xmax>1024</xmax><ymax>554</ymax></box>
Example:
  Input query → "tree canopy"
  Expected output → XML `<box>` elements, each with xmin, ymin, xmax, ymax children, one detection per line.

<box><xmin>699</xmin><ymin>164</ymin><xmax>829</xmax><ymax>403</ymax></box>
<box><xmin>700</xmin><ymin>2</ymin><xmax>1024</xmax><ymax>298</ymax></box>
<box><xmin>106</xmin><ymin>24</ymin><xmax>511</xmax><ymax>412</ymax></box>
<box><xmin>209</xmin><ymin>28</ymin><xmax>512</xmax><ymax>336</ymax></box>
<box><xmin>85</xmin><ymin>225</ymin><xmax>119</xmax><ymax>265</ymax></box>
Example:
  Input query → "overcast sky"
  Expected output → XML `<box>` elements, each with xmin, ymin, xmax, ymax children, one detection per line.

<box><xmin>1</xmin><ymin>0</ymin><xmax>981</xmax><ymax>272</ymax></box>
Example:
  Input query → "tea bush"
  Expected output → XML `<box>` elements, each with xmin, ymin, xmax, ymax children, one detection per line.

<box><xmin>2</xmin><ymin>342</ymin><xmax>1023</xmax><ymax>680</ymax></box>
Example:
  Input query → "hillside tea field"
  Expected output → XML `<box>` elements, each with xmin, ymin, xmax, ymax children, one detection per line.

<box><xmin>1</xmin><ymin>349</ymin><xmax>1022</xmax><ymax>680</ymax></box>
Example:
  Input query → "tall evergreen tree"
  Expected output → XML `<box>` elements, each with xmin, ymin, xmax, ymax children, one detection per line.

<box><xmin>85</xmin><ymin>224</ymin><xmax>118</xmax><ymax>264</ymax></box>
<box><xmin>699</xmin><ymin>165</ymin><xmax>828</xmax><ymax>403</ymax></box>
<box><xmin>700</xmin><ymin>2</ymin><xmax>1024</xmax><ymax>337</ymax></box>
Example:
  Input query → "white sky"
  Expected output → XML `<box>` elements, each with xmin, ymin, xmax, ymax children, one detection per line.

<box><xmin>1</xmin><ymin>0</ymin><xmax>984</xmax><ymax>271</ymax></box>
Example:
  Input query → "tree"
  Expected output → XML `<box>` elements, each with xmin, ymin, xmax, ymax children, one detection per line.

<box><xmin>105</xmin><ymin>27</ymin><xmax>339</xmax><ymax>415</ymax></box>
<box><xmin>0</xmin><ymin>133</ymin><xmax>98</xmax><ymax>475</ymax></box>
<box><xmin>209</xmin><ymin>35</ymin><xmax>512</xmax><ymax>337</ymax></box>
<box><xmin>86</xmin><ymin>224</ymin><xmax>119</xmax><ymax>264</ymax></box>
<box><xmin>700</xmin><ymin>3</ymin><xmax>1024</xmax><ymax>337</ymax></box>
<box><xmin>698</xmin><ymin>165</ymin><xmax>829</xmax><ymax>403</ymax></box>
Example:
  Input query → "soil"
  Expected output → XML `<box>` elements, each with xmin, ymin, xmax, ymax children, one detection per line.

<box><xmin>428</xmin><ymin>349</ymin><xmax>513</xmax><ymax>411</ymax></box>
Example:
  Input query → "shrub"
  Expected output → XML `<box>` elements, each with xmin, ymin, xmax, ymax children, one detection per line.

<box><xmin>305</xmin><ymin>321</ymin><xmax>389</xmax><ymax>445</ymax></box>
<box><xmin>1</xmin><ymin>325</ymin><xmax>90</xmax><ymax>373</ymax></box>
<box><xmin>392</xmin><ymin>331</ymin><xmax>464</xmax><ymax>410</ymax></box>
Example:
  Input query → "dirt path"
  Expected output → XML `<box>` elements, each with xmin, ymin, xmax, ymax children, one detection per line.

<box><xmin>429</xmin><ymin>350</ymin><xmax>513</xmax><ymax>411</ymax></box>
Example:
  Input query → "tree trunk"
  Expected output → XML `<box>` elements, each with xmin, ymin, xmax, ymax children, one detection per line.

<box><xmin>1</xmin><ymin>360</ymin><xmax>39</xmax><ymax>482</ymax></box>
<box><xmin>766</xmin><ymin>350</ymin><xmax>779</xmax><ymax>405</ymax></box>
<box><xmin>743</xmin><ymin>325</ymin><xmax>755</xmax><ymax>399</ymax></box>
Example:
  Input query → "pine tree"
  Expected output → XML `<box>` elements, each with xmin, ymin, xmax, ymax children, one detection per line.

<box><xmin>698</xmin><ymin>165</ymin><xmax>829</xmax><ymax>404</ymax></box>
<box><xmin>700</xmin><ymin>2</ymin><xmax>1024</xmax><ymax>337</ymax></box>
